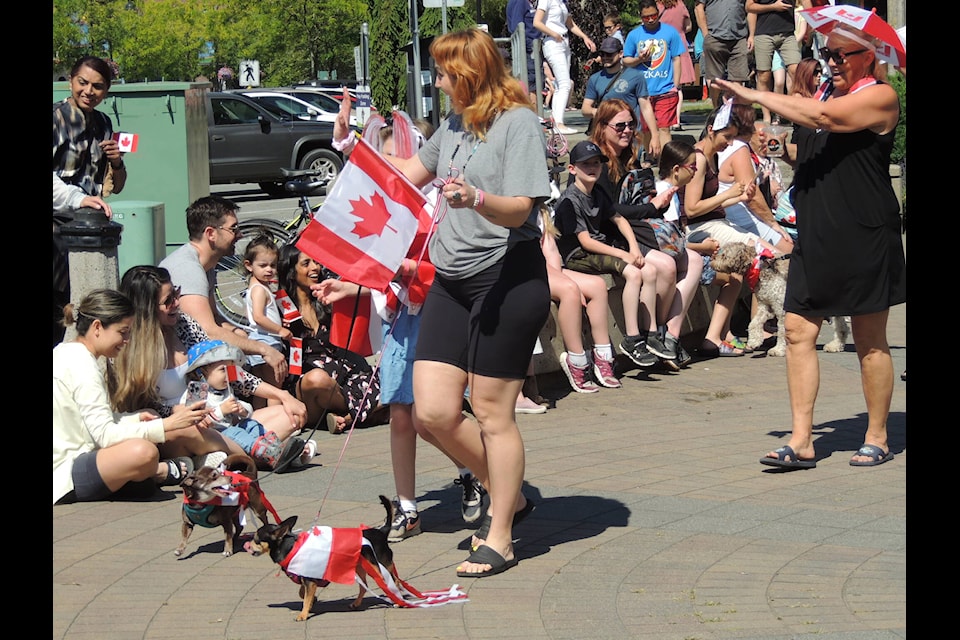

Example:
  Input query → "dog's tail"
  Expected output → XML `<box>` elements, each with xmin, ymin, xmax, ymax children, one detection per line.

<box><xmin>378</xmin><ymin>495</ymin><xmax>395</xmax><ymax>534</ymax></box>
<box><xmin>224</xmin><ymin>453</ymin><xmax>258</xmax><ymax>481</ymax></box>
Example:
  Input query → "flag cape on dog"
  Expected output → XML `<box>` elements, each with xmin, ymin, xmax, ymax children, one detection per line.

<box><xmin>296</xmin><ymin>138</ymin><xmax>426</xmax><ymax>292</ymax></box>
<box><xmin>279</xmin><ymin>525</ymin><xmax>468</xmax><ymax>608</ymax></box>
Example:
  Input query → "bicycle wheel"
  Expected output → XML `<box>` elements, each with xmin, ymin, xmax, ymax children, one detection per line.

<box><xmin>214</xmin><ymin>218</ymin><xmax>294</xmax><ymax>328</ymax></box>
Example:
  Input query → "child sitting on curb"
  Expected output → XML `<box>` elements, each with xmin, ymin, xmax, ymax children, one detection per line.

<box><xmin>554</xmin><ymin>140</ymin><xmax>657</xmax><ymax>370</ymax></box>
<box><xmin>182</xmin><ymin>340</ymin><xmax>315</xmax><ymax>473</ymax></box>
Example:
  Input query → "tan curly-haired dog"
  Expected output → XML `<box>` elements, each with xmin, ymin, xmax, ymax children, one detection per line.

<box><xmin>711</xmin><ymin>243</ymin><xmax>849</xmax><ymax>357</ymax></box>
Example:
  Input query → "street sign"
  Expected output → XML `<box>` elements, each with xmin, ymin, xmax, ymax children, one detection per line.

<box><xmin>423</xmin><ymin>0</ymin><xmax>465</xmax><ymax>6</ymax></box>
<box><xmin>355</xmin><ymin>85</ymin><xmax>371</xmax><ymax>128</ymax></box>
<box><xmin>354</xmin><ymin>47</ymin><xmax>362</xmax><ymax>83</ymax></box>
<box><xmin>239</xmin><ymin>60</ymin><xmax>259</xmax><ymax>87</ymax></box>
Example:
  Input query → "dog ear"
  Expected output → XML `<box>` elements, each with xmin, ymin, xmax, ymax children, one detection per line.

<box><xmin>278</xmin><ymin>515</ymin><xmax>298</xmax><ymax>536</ymax></box>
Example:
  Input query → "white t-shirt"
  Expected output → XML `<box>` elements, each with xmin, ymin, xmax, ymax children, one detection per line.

<box><xmin>536</xmin><ymin>0</ymin><xmax>569</xmax><ymax>38</ymax></box>
<box><xmin>655</xmin><ymin>179</ymin><xmax>682</xmax><ymax>222</ymax></box>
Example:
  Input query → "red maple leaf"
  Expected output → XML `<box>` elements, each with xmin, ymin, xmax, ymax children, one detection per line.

<box><xmin>350</xmin><ymin>192</ymin><xmax>396</xmax><ymax>239</ymax></box>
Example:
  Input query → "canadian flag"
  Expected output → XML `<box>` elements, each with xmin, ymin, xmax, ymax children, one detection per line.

<box><xmin>288</xmin><ymin>337</ymin><xmax>303</xmax><ymax>376</ymax></box>
<box><xmin>112</xmin><ymin>131</ymin><xmax>139</xmax><ymax>153</ymax></box>
<box><xmin>274</xmin><ymin>289</ymin><xmax>302</xmax><ymax>323</ymax></box>
<box><xmin>330</xmin><ymin>296</ymin><xmax>382</xmax><ymax>357</ymax></box>
<box><xmin>226</xmin><ymin>364</ymin><xmax>242</xmax><ymax>382</ymax></box>
<box><xmin>296</xmin><ymin>138</ymin><xmax>426</xmax><ymax>292</ymax></box>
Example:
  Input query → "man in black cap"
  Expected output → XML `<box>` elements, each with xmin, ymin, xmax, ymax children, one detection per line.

<box><xmin>581</xmin><ymin>37</ymin><xmax>660</xmax><ymax>158</ymax></box>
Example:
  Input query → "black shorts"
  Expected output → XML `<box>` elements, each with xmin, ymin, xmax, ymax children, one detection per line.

<box><xmin>56</xmin><ymin>450</ymin><xmax>156</xmax><ymax>504</ymax></box>
<box><xmin>415</xmin><ymin>240</ymin><xmax>550</xmax><ymax>379</ymax></box>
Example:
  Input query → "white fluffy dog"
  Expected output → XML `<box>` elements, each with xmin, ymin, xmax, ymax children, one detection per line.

<box><xmin>710</xmin><ymin>243</ymin><xmax>850</xmax><ymax>357</ymax></box>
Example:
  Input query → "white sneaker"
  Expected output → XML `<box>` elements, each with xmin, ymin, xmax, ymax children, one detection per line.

<box><xmin>555</xmin><ymin>125</ymin><xmax>578</xmax><ymax>135</ymax></box>
<box><xmin>193</xmin><ymin>451</ymin><xmax>227</xmax><ymax>469</ymax></box>
<box><xmin>290</xmin><ymin>439</ymin><xmax>318</xmax><ymax>468</ymax></box>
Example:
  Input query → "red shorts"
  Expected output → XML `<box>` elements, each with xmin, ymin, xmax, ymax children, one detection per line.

<box><xmin>641</xmin><ymin>91</ymin><xmax>680</xmax><ymax>130</ymax></box>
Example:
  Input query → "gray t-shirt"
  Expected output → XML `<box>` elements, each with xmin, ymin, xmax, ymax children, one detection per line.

<box><xmin>158</xmin><ymin>243</ymin><xmax>214</xmax><ymax>298</ymax></box>
<box><xmin>697</xmin><ymin>0</ymin><xmax>748</xmax><ymax>41</ymax></box>
<box><xmin>417</xmin><ymin>106</ymin><xmax>550</xmax><ymax>279</ymax></box>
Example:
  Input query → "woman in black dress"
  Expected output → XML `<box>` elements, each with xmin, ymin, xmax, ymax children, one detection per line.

<box><xmin>714</xmin><ymin>23</ymin><xmax>905</xmax><ymax>469</ymax></box>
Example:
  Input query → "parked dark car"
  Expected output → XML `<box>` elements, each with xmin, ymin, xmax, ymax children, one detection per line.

<box><xmin>206</xmin><ymin>91</ymin><xmax>343</xmax><ymax>197</ymax></box>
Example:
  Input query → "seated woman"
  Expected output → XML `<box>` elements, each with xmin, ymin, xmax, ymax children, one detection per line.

<box><xmin>112</xmin><ymin>266</ymin><xmax>310</xmax><ymax>471</ymax></box>
<box><xmin>715</xmin><ymin>103</ymin><xmax>793</xmax><ymax>254</ymax></box>
<box><xmin>277</xmin><ymin>243</ymin><xmax>387</xmax><ymax>434</ymax></box>
<box><xmin>54</xmin><ymin>289</ymin><xmax>213</xmax><ymax>504</ymax></box>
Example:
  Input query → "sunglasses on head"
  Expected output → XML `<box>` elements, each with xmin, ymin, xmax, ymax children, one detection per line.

<box><xmin>819</xmin><ymin>47</ymin><xmax>869</xmax><ymax>65</ymax></box>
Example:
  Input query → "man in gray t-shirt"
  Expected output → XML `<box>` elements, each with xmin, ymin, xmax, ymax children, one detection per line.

<box><xmin>159</xmin><ymin>195</ymin><xmax>288</xmax><ymax>385</ymax></box>
<box><xmin>695</xmin><ymin>0</ymin><xmax>750</xmax><ymax>106</ymax></box>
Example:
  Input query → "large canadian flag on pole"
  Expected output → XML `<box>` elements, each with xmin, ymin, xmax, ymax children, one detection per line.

<box><xmin>296</xmin><ymin>138</ymin><xmax>426</xmax><ymax>292</ymax></box>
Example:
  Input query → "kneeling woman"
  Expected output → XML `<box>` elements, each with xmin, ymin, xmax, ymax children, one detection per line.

<box><xmin>54</xmin><ymin>289</ymin><xmax>211</xmax><ymax>504</ymax></box>
<box><xmin>277</xmin><ymin>243</ymin><xmax>386</xmax><ymax>434</ymax></box>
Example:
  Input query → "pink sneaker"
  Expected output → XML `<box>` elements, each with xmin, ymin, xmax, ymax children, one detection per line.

<box><xmin>592</xmin><ymin>352</ymin><xmax>622</xmax><ymax>388</ymax></box>
<box><xmin>559</xmin><ymin>352</ymin><xmax>600</xmax><ymax>393</ymax></box>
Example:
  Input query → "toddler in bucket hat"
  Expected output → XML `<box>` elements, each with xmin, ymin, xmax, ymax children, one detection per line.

<box><xmin>182</xmin><ymin>340</ymin><xmax>314</xmax><ymax>473</ymax></box>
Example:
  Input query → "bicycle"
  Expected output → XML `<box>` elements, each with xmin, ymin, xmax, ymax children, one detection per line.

<box><xmin>541</xmin><ymin>116</ymin><xmax>568</xmax><ymax>206</ymax></box>
<box><xmin>213</xmin><ymin>167</ymin><xmax>330</xmax><ymax>328</ymax></box>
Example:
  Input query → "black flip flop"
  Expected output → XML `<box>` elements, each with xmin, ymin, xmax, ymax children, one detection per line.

<box><xmin>456</xmin><ymin>544</ymin><xmax>518</xmax><ymax>578</ymax></box>
<box><xmin>759</xmin><ymin>445</ymin><xmax>816</xmax><ymax>470</ymax></box>
<box><xmin>473</xmin><ymin>497</ymin><xmax>536</xmax><ymax>546</ymax></box>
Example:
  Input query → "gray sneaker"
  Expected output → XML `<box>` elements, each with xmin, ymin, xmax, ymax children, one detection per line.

<box><xmin>645</xmin><ymin>333</ymin><xmax>676</xmax><ymax>361</ymax></box>
<box><xmin>659</xmin><ymin>333</ymin><xmax>681</xmax><ymax>371</ymax></box>
<box><xmin>387</xmin><ymin>499</ymin><xmax>422</xmax><ymax>542</ymax></box>
<box><xmin>619</xmin><ymin>338</ymin><xmax>658</xmax><ymax>368</ymax></box>
<box><xmin>455</xmin><ymin>473</ymin><xmax>486</xmax><ymax>523</ymax></box>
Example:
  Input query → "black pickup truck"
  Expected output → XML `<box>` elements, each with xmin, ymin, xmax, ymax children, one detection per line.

<box><xmin>206</xmin><ymin>91</ymin><xmax>343</xmax><ymax>197</ymax></box>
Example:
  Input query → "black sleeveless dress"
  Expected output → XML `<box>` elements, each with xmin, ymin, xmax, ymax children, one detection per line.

<box><xmin>787</xmin><ymin>121</ymin><xmax>906</xmax><ymax>316</ymax></box>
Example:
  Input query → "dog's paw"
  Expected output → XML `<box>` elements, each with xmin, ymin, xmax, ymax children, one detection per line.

<box><xmin>222</xmin><ymin>549</ymin><xmax>233</xmax><ymax>557</ymax></box>
<box><xmin>768</xmin><ymin>344</ymin><xmax>787</xmax><ymax>357</ymax></box>
<box><xmin>822</xmin><ymin>340</ymin><xmax>844</xmax><ymax>353</ymax></box>
<box><xmin>295</xmin><ymin>613</ymin><xmax>309</xmax><ymax>622</ymax></box>
<box><xmin>173</xmin><ymin>548</ymin><xmax>183</xmax><ymax>557</ymax></box>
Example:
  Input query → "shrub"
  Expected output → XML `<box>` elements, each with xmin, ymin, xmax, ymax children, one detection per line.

<box><xmin>888</xmin><ymin>72</ymin><xmax>906</xmax><ymax>166</ymax></box>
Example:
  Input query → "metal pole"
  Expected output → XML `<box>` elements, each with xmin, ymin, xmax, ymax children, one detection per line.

<box><xmin>411</xmin><ymin>1</ymin><xmax>423</xmax><ymax>120</ymax></box>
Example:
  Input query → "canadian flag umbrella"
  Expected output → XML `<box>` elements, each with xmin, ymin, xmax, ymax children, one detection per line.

<box><xmin>799</xmin><ymin>6</ymin><xmax>905</xmax><ymax>69</ymax></box>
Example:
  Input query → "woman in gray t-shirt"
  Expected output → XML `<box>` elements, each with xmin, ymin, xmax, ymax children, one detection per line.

<box><xmin>387</xmin><ymin>29</ymin><xmax>551</xmax><ymax>579</ymax></box>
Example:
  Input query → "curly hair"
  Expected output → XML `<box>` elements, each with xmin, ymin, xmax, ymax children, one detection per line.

<box><xmin>429</xmin><ymin>28</ymin><xmax>533</xmax><ymax>140</ymax></box>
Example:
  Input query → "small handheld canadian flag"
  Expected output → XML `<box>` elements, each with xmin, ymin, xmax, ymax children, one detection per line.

<box><xmin>112</xmin><ymin>131</ymin><xmax>139</xmax><ymax>153</ymax></box>
<box><xmin>275</xmin><ymin>289</ymin><xmax>302</xmax><ymax>323</ymax></box>
<box><xmin>288</xmin><ymin>337</ymin><xmax>303</xmax><ymax>376</ymax></box>
<box><xmin>226</xmin><ymin>364</ymin><xmax>242</xmax><ymax>382</ymax></box>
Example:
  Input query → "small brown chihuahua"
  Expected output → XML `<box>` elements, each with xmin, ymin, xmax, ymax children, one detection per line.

<box><xmin>246</xmin><ymin>496</ymin><xmax>397</xmax><ymax>621</ymax></box>
<box><xmin>176</xmin><ymin>453</ymin><xmax>276</xmax><ymax>558</ymax></box>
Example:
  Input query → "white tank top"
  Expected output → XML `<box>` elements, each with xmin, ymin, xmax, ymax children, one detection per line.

<box><xmin>245</xmin><ymin>281</ymin><xmax>282</xmax><ymax>331</ymax></box>
<box><xmin>157</xmin><ymin>361</ymin><xmax>189</xmax><ymax>407</ymax></box>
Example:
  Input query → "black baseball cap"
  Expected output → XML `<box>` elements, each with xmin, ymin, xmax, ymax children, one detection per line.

<box><xmin>599</xmin><ymin>37</ymin><xmax>623</xmax><ymax>54</ymax></box>
<box><xmin>569</xmin><ymin>141</ymin><xmax>608</xmax><ymax>165</ymax></box>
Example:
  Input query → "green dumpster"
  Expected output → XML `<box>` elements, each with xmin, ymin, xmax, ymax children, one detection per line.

<box><xmin>53</xmin><ymin>81</ymin><xmax>209</xmax><ymax>257</ymax></box>
<box><xmin>111</xmin><ymin>200</ymin><xmax>165</xmax><ymax>277</ymax></box>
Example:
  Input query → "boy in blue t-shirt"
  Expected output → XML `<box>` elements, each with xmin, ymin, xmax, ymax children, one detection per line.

<box><xmin>622</xmin><ymin>0</ymin><xmax>686</xmax><ymax>154</ymax></box>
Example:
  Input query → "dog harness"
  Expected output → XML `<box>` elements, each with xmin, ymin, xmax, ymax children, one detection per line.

<box><xmin>182</xmin><ymin>469</ymin><xmax>280</xmax><ymax>528</ymax></box>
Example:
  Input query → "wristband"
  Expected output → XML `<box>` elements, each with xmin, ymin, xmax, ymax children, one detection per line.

<box><xmin>473</xmin><ymin>188</ymin><xmax>484</xmax><ymax>209</ymax></box>
<box><xmin>331</xmin><ymin>133</ymin><xmax>357</xmax><ymax>152</ymax></box>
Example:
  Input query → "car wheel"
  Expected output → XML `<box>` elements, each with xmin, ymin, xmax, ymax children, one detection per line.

<box><xmin>299</xmin><ymin>149</ymin><xmax>342</xmax><ymax>195</ymax></box>
<box><xmin>258</xmin><ymin>181</ymin><xmax>287</xmax><ymax>198</ymax></box>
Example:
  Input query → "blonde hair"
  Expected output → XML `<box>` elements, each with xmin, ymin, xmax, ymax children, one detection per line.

<box><xmin>540</xmin><ymin>205</ymin><xmax>559</xmax><ymax>239</ymax></box>
<box><xmin>429</xmin><ymin>28</ymin><xmax>533</xmax><ymax>139</ymax></box>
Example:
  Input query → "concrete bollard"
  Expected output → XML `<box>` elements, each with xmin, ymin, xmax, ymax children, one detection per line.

<box><xmin>59</xmin><ymin>208</ymin><xmax>124</xmax><ymax>342</ymax></box>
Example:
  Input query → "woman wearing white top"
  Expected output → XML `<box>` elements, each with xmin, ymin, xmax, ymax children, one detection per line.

<box><xmin>53</xmin><ymin>289</ymin><xmax>211</xmax><ymax>504</ymax></box>
<box><xmin>534</xmin><ymin>0</ymin><xmax>596</xmax><ymax>134</ymax></box>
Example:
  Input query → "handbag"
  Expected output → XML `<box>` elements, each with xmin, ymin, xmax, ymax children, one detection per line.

<box><xmin>585</xmin><ymin>67</ymin><xmax>626</xmax><ymax>136</ymax></box>
<box><xmin>645</xmin><ymin>218</ymin><xmax>686</xmax><ymax>258</ymax></box>
<box><xmin>618</xmin><ymin>168</ymin><xmax>686</xmax><ymax>258</ymax></box>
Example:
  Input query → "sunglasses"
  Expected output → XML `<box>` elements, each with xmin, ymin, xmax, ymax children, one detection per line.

<box><xmin>607</xmin><ymin>121</ymin><xmax>636</xmax><ymax>133</ymax></box>
<box><xmin>819</xmin><ymin>47</ymin><xmax>869</xmax><ymax>65</ymax></box>
<box><xmin>680</xmin><ymin>163</ymin><xmax>698</xmax><ymax>173</ymax></box>
<box><xmin>160</xmin><ymin>285</ymin><xmax>182</xmax><ymax>308</ymax></box>
<box><xmin>640</xmin><ymin>13</ymin><xmax>660</xmax><ymax>22</ymax></box>
<box><xmin>217</xmin><ymin>223</ymin><xmax>241</xmax><ymax>235</ymax></box>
